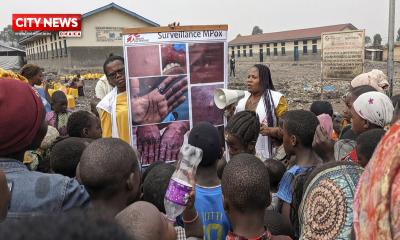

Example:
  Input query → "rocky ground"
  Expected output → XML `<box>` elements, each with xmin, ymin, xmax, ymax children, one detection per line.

<box><xmin>75</xmin><ymin>60</ymin><xmax>400</xmax><ymax>114</ymax></box>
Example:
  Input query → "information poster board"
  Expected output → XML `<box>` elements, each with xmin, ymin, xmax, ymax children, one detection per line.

<box><xmin>123</xmin><ymin>25</ymin><xmax>228</xmax><ymax>166</ymax></box>
<box><xmin>321</xmin><ymin>30</ymin><xmax>365</xmax><ymax>80</ymax></box>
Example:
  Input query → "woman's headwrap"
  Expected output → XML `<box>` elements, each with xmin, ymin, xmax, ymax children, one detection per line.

<box><xmin>353</xmin><ymin>91</ymin><xmax>393</xmax><ymax>128</ymax></box>
<box><xmin>353</xmin><ymin>122</ymin><xmax>400</xmax><ymax>239</ymax></box>
<box><xmin>351</xmin><ymin>69</ymin><xmax>389</xmax><ymax>92</ymax></box>
<box><xmin>0</xmin><ymin>79</ymin><xmax>45</xmax><ymax>155</ymax></box>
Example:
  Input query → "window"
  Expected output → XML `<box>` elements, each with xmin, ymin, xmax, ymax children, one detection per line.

<box><xmin>273</xmin><ymin>43</ymin><xmax>277</xmax><ymax>47</ymax></box>
<box><xmin>312</xmin><ymin>39</ymin><xmax>317</xmax><ymax>44</ymax></box>
<box><xmin>231</xmin><ymin>50</ymin><xmax>234</xmax><ymax>57</ymax></box>
<box><xmin>243</xmin><ymin>49</ymin><xmax>247</xmax><ymax>57</ymax></box>
<box><xmin>303</xmin><ymin>40</ymin><xmax>308</xmax><ymax>45</ymax></box>
<box><xmin>42</xmin><ymin>46</ymin><xmax>45</xmax><ymax>59</ymax></box>
<box><xmin>312</xmin><ymin>45</ymin><xmax>317</xmax><ymax>54</ymax></box>
<box><xmin>274</xmin><ymin>47</ymin><xmax>278</xmax><ymax>56</ymax></box>
<box><xmin>259</xmin><ymin>44</ymin><xmax>263</xmax><ymax>48</ymax></box>
<box><xmin>266</xmin><ymin>47</ymin><xmax>270</xmax><ymax>56</ymax></box>
<box><xmin>249</xmin><ymin>45</ymin><xmax>253</xmax><ymax>57</ymax></box>
<box><xmin>51</xmin><ymin>43</ymin><xmax>54</xmax><ymax>58</ymax></box>
<box><xmin>64</xmin><ymin>39</ymin><xmax>68</xmax><ymax>55</ymax></box>
<box><xmin>303</xmin><ymin>45</ymin><xmax>308</xmax><ymax>54</ymax></box>
<box><xmin>55</xmin><ymin>43</ymin><xmax>58</xmax><ymax>57</ymax></box>
<box><xmin>59</xmin><ymin>41</ymin><xmax>63</xmax><ymax>57</ymax></box>
<box><xmin>281</xmin><ymin>47</ymin><xmax>286</xmax><ymax>55</ymax></box>
<box><xmin>294</xmin><ymin>41</ymin><xmax>298</xmax><ymax>45</ymax></box>
<box><xmin>281</xmin><ymin>42</ymin><xmax>285</xmax><ymax>46</ymax></box>
<box><xmin>237</xmin><ymin>50</ymin><xmax>240</xmax><ymax>57</ymax></box>
<box><xmin>266</xmin><ymin>43</ymin><xmax>270</xmax><ymax>47</ymax></box>
<box><xmin>50</xmin><ymin>35</ymin><xmax>52</xmax><ymax>41</ymax></box>
<box><xmin>45</xmin><ymin>45</ymin><xmax>48</xmax><ymax>59</ymax></box>
<box><xmin>45</xmin><ymin>37</ymin><xmax>47</xmax><ymax>44</ymax></box>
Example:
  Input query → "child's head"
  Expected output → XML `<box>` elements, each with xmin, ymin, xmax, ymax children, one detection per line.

<box><xmin>115</xmin><ymin>201</ymin><xmax>176</xmax><ymax>240</ymax></box>
<box><xmin>51</xmin><ymin>91</ymin><xmax>68</xmax><ymax>113</ymax></box>
<box><xmin>264</xmin><ymin>159</ymin><xmax>286</xmax><ymax>192</ymax></box>
<box><xmin>79</xmin><ymin>138</ymin><xmax>140</xmax><ymax>210</ymax></box>
<box><xmin>188</xmin><ymin>122</ymin><xmax>222</xmax><ymax>168</ymax></box>
<box><xmin>282</xmin><ymin>110</ymin><xmax>319</xmax><ymax>155</ymax></box>
<box><xmin>222</xmin><ymin>153</ymin><xmax>270</xmax><ymax>215</ymax></box>
<box><xmin>141</xmin><ymin>162</ymin><xmax>175</xmax><ymax>213</ymax></box>
<box><xmin>225</xmin><ymin>110</ymin><xmax>260</xmax><ymax>156</ymax></box>
<box><xmin>342</xmin><ymin>85</ymin><xmax>377</xmax><ymax>121</ymax></box>
<box><xmin>310</xmin><ymin>101</ymin><xmax>333</xmax><ymax>117</ymax></box>
<box><xmin>356</xmin><ymin>129</ymin><xmax>386</xmax><ymax>168</ymax></box>
<box><xmin>67</xmin><ymin>110</ymin><xmax>102</xmax><ymax>139</ymax></box>
<box><xmin>50</xmin><ymin>137</ymin><xmax>92</xmax><ymax>178</ymax></box>
<box><xmin>90</xmin><ymin>98</ymin><xmax>100</xmax><ymax>118</ymax></box>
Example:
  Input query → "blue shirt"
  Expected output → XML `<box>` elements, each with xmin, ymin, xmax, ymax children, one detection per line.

<box><xmin>35</xmin><ymin>87</ymin><xmax>51</xmax><ymax>113</ymax></box>
<box><xmin>276</xmin><ymin>165</ymin><xmax>312</xmax><ymax>204</ymax></box>
<box><xmin>195</xmin><ymin>185</ymin><xmax>230</xmax><ymax>240</ymax></box>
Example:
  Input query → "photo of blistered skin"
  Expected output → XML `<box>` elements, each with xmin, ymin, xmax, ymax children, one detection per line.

<box><xmin>161</xmin><ymin>43</ymin><xmax>187</xmax><ymax>75</ymax></box>
<box><xmin>191</xmin><ymin>84</ymin><xmax>224</xmax><ymax>125</ymax></box>
<box><xmin>127</xmin><ymin>45</ymin><xmax>161</xmax><ymax>77</ymax></box>
<box><xmin>189</xmin><ymin>42</ymin><xmax>224</xmax><ymax>84</ymax></box>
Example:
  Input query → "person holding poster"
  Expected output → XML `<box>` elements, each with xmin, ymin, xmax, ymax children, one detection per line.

<box><xmin>228</xmin><ymin>64</ymin><xmax>288</xmax><ymax>161</ymax></box>
<box><xmin>97</xmin><ymin>55</ymin><xmax>131</xmax><ymax>144</ymax></box>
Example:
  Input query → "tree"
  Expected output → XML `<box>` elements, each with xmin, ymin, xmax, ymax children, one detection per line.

<box><xmin>252</xmin><ymin>26</ymin><xmax>263</xmax><ymax>35</ymax></box>
<box><xmin>373</xmin><ymin>34</ymin><xmax>382</xmax><ymax>47</ymax></box>
<box><xmin>365</xmin><ymin>36</ymin><xmax>371</xmax><ymax>45</ymax></box>
<box><xmin>397</xmin><ymin>28</ymin><xmax>400</xmax><ymax>42</ymax></box>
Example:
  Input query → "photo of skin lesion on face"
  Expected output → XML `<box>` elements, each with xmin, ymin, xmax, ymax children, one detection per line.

<box><xmin>189</xmin><ymin>42</ymin><xmax>224</xmax><ymax>84</ymax></box>
<box><xmin>126</xmin><ymin>45</ymin><xmax>161</xmax><ymax>77</ymax></box>
<box><xmin>161</xmin><ymin>43</ymin><xmax>187</xmax><ymax>75</ymax></box>
<box><xmin>191</xmin><ymin>84</ymin><xmax>224</xmax><ymax>126</ymax></box>
<box><xmin>133</xmin><ymin>121</ymin><xmax>190</xmax><ymax>166</ymax></box>
<box><xmin>130</xmin><ymin>75</ymin><xmax>189</xmax><ymax>126</ymax></box>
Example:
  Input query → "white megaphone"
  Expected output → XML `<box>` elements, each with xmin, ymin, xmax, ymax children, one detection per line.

<box><xmin>214</xmin><ymin>88</ymin><xmax>245</xmax><ymax>109</ymax></box>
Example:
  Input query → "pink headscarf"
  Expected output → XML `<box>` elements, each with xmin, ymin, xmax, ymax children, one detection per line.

<box><xmin>317</xmin><ymin>114</ymin><xmax>333</xmax><ymax>137</ymax></box>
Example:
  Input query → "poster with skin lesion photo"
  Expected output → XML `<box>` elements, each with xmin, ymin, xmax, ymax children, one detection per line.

<box><xmin>123</xmin><ymin>25</ymin><xmax>228</xmax><ymax>167</ymax></box>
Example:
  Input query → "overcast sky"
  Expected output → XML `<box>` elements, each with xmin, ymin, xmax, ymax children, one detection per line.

<box><xmin>1</xmin><ymin>0</ymin><xmax>398</xmax><ymax>41</ymax></box>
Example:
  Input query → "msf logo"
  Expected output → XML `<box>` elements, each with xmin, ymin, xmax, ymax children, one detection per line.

<box><xmin>126</xmin><ymin>33</ymin><xmax>147</xmax><ymax>43</ymax></box>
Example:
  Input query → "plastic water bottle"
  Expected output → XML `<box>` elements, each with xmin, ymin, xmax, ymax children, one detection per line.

<box><xmin>164</xmin><ymin>144</ymin><xmax>203</xmax><ymax>222</ymax></box>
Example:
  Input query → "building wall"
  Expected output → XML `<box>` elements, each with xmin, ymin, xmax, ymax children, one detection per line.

<box><xmin>24</xmin><ymin>7</ymin><xmax>154</xmax><ymax>73</ymax></box>
<box><xmin>383</xmin><ymin>46</ymin><xmax>400</xmax><ymax>62</ymax></box>
<box><xmin>229</xmin><ymin>38</ymin><xmax>321</xmax><ymax>62</ymax></box>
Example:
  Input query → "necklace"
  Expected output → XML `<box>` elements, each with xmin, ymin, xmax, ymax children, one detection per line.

<box><xmin>246</xmin><ymin>95</ymin><xmax>261</xmax><ymax>110</ymax></box>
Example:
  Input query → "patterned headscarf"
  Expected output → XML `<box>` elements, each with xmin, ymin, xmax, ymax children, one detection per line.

<box><xmin>299</xmin><ymin>162</ymin><xmax>363</xmax><ymax>240</ymax></box>
<box><xmin>353</xmin><ymin>122</ymin><xmax>400</xmax><ymax>239</ymax></box>
<box><xmin>353</xmin><ymin>91</ymin><xmax>393</xmax><ymax>128</ymax></box>
<box><xmin>351</xmin><ymin>69</ymin><xmax>389</xmax><ymax>93</ymax></box>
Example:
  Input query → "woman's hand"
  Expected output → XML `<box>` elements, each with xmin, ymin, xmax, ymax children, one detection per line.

<box><xmin>260</xmin><ymin>125</ymin><xmax>283</xmax><ymax>139</ymax></box>
<box><xmin>224</xmin><ymin>103</ymin><xmax>236</xmax><ymax>118</ymax></box>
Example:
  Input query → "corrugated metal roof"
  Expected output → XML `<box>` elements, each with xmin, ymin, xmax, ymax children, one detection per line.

<box><xmin>229</xmin><ymin>23</ymin><xmax>357</xmax><ymax>45</ymax></box>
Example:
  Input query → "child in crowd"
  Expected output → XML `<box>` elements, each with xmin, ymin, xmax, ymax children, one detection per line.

<box><xmin>90</xmin><ymin>98</ymin><xmax>100</xmax><ymax>118</ymax></box>
<box><xmin>50</xmin><ymin>137</ymin><xmax>92</xmax><ymax>178</ymax></box>
<box><xmin>23</xmin><ymin>125</ymin><xmax>59</xmax><ymax>171</ymax></box>
<box><xmin>264</xmin><ymin>159</ymin><xmax>286</xmax><ymax>212</ymax></box>
<box><xmin>67</xmin><ymin>110</ymin><xmax>102</xmax><ymax>139</ymax></box>
<box><xmin>221</xmin><ymin>153</ymin><xmax>291</xmax><ymax>240</ymax></box>
<box><xmin>78</xmin><ymin>138</ymin><xmax>141</xmax><ymax>219</ymax></box>
<box><xmin>277</xmin><ymin>110</ymin><xmax>321</xmax><ymax>226</ymax></box>
<box><xmin>46</xmin><ymin>90</ymin><xmax>72</xmax><ymax>136</ymax></box>
<box><xmin>225</xmin><ymin>110</ymin><xmax>260</xmax><ymax>157</ymax></box>
<box><xmin>356</xmin><ymin>129</ymin><xmax>386</xmax><ymax>168</ymax></box>
<box><xmin>310</xmin><ymin>101</ymin><xmax>333</xmax><ymax>117</ymax></box>
<box><xmin>141</xmin><ymin>162</ymin><xmax>203</xmax><ymax>239</ymax></box>
<box><xmin>116</xmin><ymin>201</ymin><xmax>177</xmax><ymax>240</ymax></box>
<box><xmin>189</xmin><ymin>122</ymin><xmax>230</xmax><ymax>240</ymax></box>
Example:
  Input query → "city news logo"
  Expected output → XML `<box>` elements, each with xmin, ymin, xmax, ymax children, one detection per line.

<box><xmin>12</xmin><ymin>14</ymin><xmax>81</xmax><ymax>38</ymax></box>
<box><xmin>126</xmin><ymin>33</ymin><xmax>147</xmax><ymax>43</ymax></box>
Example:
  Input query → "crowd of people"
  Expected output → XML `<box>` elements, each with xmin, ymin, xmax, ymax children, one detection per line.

<box><xmin>0</xmin><ymin>54</ymin><xmax>399</xmax><ymax>240</ymax></box>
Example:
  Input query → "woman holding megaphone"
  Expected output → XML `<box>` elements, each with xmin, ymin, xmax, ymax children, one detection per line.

<box><xmin>225</xmin><ymin>64</ymin><xmax>287</xmax><ymax>160</ymax></box>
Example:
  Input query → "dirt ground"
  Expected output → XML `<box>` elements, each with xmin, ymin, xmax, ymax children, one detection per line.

<box><xmin>75</xmin><ymin>60</ymin><xmax>400</xmax><ymax>115</ymax></box>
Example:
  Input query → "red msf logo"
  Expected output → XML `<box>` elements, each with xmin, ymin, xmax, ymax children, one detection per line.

<box><xmin>126</xmin><ymin>34</ymin><xmax>141</xmax><ymax>43</ymax></box>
